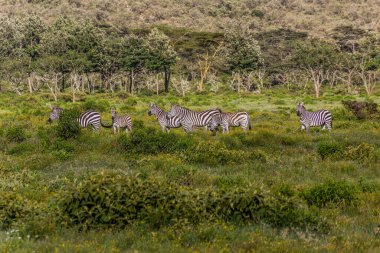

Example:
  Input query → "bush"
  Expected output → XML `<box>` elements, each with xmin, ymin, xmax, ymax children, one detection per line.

<box><xmin>118</xmin><ymin>127</ymin><xmax>194</xmax><ymax>155</ymax></box>
<box><xmin>317</xmin><ymin>142</ymin><xmax>343</xmax><ymax>160</ymax></box>
<box><xmin>5</xmin><ymin>125</ymin><xmax>26</xmax><ymax>143</ymax></box>
<box><xmin>58</xmin><ymin>172</ymin><xmax>327</xmax><ymax>232</ymax></box>
<box><xmin>0</xmin><ymin>192</ymin><xmax>35</xmax><ymax>229</ymax></box>
<box><xmin>185</xmin><ymin>141</ymin><xmax>244</xmax><ymax>166</ymax></box>
<box><xmin>342</xmin><ymin>100</ymin><xmax>379</xmax><ymax>120</ymax></box>
<box><xmin>345</xmin><ymin>143</ymin><xmax>376</xmax><ymax>161</ymax></box>
<box><xmin>300</xmin><ymin>181</ymin><xmax>358</xmax><ymax>207</ymax></box>
<box><xmin>55</xmin><ymin>109</ymin><xmax>81</xmax><ymax>139</ymax></box>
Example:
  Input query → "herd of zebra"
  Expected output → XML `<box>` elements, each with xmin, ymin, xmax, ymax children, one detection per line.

<box><xmin>48</xmin><ymin>102</ymin><xmax>333</xmax><ymax>134</ymax></box>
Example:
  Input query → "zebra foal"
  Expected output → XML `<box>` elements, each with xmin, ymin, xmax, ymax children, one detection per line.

<box><xmin>48</xmin><ymin>106</ymin><xmax>111</xmax><ymax>131</ymax></box>
<box><xmin>296</xmin><ymin>102</ymin><xmax>332</xmax><ymax>133</ymax></box>
<box><xmin>209</xmin><ymin>111</ymin><xmax>251</xmax><ymax>133</ymax></box>
<box><xmin>166</xmin><ymin>104</ymin><xmax>221</xmax><ymax>132</ymax></box>
<box><xmin>148</xmin><ymin>103</ymin><xmax>181</xmax><ymax>132</ymax></box>
<box><xmin>111</xmin><ymin>108</ymin><xmax>133</xmax><ymax>134</ymax></box>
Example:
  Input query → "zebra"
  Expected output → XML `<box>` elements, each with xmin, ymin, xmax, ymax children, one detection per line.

<box><xmin>148</xmin><ymin>103</ymin><xmax>181</xmax><ymax>132</ymax></box>
<box><xmin>166</xmin><ymin>104</ymin><xmax>221</xmax><ymax>132</ymax></box>
<box><xmin>209</xmin><ymin>111</ymin><xmax>251</xmax><ymax>133</ymax></box>
<box><xmin>296</xmin><ymin>102</ymin><xmax>332</xmax><ymax>133</ymax></box>
<box><xmin>48</xmin><ymin>106</ymin><xmax>112</xmax><ymax>131</ymax></box>
<box><xmin>111</xmin><ymin>108</ymin><xmax>133</xmax><ymax>134</ymax></box>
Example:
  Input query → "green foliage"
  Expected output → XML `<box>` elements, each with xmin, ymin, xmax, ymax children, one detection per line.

<box><xmin>0</xmin><ymin>192</ymin><xmax>34</xmax><ymax>229</ymax></box>
<box><xmin>185</xmin><ymin>141</ymin><xmax>239</xmax><ymax>166</ymax></box>
<box><xmin>224</xmin><ymin>26</ymin><xmax>263</xmax><ymax>73</ymax></box>
<box><xmin>5</xmin><ymin>124</ymin><xmax>26</xmax><ymax>143</ymax></box>
<box><xmin>345</xmin><ymin>143</ymin><xmax>376</xmax><ymax>161</ymax></box>
<box><xmin>300</xmin><ymin>181</ymin><xmax>358</xmax><ymax>207</ymax></box>
<box><xmin>118</xmin><ymin>127</ymin><xmax>194</xmax><ymax>155</ymax></box>
<box><xmin>59</xmin><ymin>172</ymin><xmax>326</xmax><ymax>231</ymax></box>
<box><xmin>55</xmin><ymin>108</ymin><xmax>81</xmax><ymax>139</ymax></box>
<box><xmin>317</xmin><ymin>142</ymin><xmax>344</xmax><ymax>160</ymax></box>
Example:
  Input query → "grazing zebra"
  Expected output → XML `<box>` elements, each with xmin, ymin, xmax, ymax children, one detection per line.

<box><xmin>296</xmin><ymin>102</ymin><xmax>332</xmax><ymax>133</ymax></box>
<box><xmin>148</xmin><ymin>103</ymin><xmax>181</xmax><ymax>132</ymax></box>
<box><xmin>111</xmin><ymin>108</ymin><xmax>133</xmax><ymax>134</ymax></box>
<box><xmin>209</xmin><ymin>112</ymin><xmax>251</xmax><ymax>133</ymax></box>
<box><xmin>48</xmin><ymin>106</ymin><xmax>111</xmax><ymax>131</ymax></box>
<box><xmin>166</xmin><ymin>104</ymin><xmax>221</xmax><ymax>132</ymax></box>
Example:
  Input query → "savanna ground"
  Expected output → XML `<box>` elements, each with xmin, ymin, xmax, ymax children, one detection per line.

<box><xmin>0</xmin><ymin>87</ymin><xmax>379</xmax><ymax>252</ymax></box>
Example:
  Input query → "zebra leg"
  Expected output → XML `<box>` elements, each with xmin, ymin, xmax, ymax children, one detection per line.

<box><xmin>113</xmin><ymin>126</ymin><xmax>117</xmax><ymax>134</ymax></box>
<box><xmin>326</xmin><ymin>123</ymin><xmax>332</xmax><ymax>132</ymax></box>
<box><xmin>301</xmin><ymin>125</ymin><xmax>306</xmax><ymax>131</ymax></box>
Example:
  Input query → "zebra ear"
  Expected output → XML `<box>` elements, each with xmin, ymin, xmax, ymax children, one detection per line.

<box><xmin>300</xmin><ymin>102</ymin><xmax>304</xmax><ymax>106</ymax></box>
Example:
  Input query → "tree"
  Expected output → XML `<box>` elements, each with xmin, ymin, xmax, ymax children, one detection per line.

<box><xmin>144</xmin><ymin>28</ymin><xmax>177</xmax><ymax>93</ymax></box>
<box><xmin>291</xmin><ymin>39</ymin><xmax>339</xmax><ymax>98</ymax></box>
<box><xmin>223</xmin><ymin>27</ymin><xmax>263</xmax><ymax>92</ymax></box>
<box><xmin>357</xmin><ymin>37</ymin><xmax>380</xmax><ymax>96</ymax></box>
<box><xmin>120</xmin><ymin>34</ymin><xmax>146</xmax><ymax>94</ymax></box>
<box><xmin>0</xmin><ymin>16</ymin><xmax>25</xmax><ymax>93</ymax></box>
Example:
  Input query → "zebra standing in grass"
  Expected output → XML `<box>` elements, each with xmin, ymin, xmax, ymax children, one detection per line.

<box><xmin>296</xmin><ymin>102</ymin><xmax>332</xmax><ymax>133</ymax></box>
<box><xmin>209</xmin><ymin>111</ymin><xmax>251</xmax><ymax>133</ymax></box>
<box><xmin>48</xmin><ymin>106</ymin><xmax>111</xmax><ymax>131</ymax></box>
<box><xmin>148</xmin><ymin>103</ymin><xmax>181</xmax><ymax>132</ymax></box>
<box><xmin>111</xmin><ymin>108</ymin><xmax>133</xmax><ymax>134</ymax></box>
<box><xmin>166</xmin><ymin>104</ymin><xmax>221</xmax><ymax>132</ymax></box>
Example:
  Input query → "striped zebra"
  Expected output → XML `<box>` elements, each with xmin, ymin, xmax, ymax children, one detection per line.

<box><xmin>209</xmin><ymin>112</ymin><xmax>251</xmax><ymax>133</ymax></box>
<box><xmin>111</xmin><ymin>108</ymin><xmax>133</xmax><ymax>134</ymax></box>
<box><xmin>148</xmin><ymin>103</ymin><xmax>181</xmax><ymax>132</ymax></box>
<box><xmin>296</xmin><ymin>102</ymin><xmax>332</xmax><ymax>133</ymax></box>
<box><xmin>48</xmin><ymin>106</ymin><xmax>111</xmax><ymax>131</ymax></box>
<box><xmin>166</xmin><ymin>104</ymin><xmax>221</xmax><ymax>132</ymax></box>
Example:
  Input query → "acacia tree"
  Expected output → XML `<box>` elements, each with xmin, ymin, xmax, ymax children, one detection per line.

<box><xmin>357</xmin><ymin>37</ymin><xmax>380</xmax><ymax>96</ymax></box>
<box><xmin>223</xmin><ymin>27</ymin><xmax>263</xmax><ymax>93</ymax></box>
<box><xmin>291</xmin><ymin>39</ymin><xmax>339</xmax><ymax>98</ymax></box>
<box><xmin>120</xmin><ymin>34</ymin><xmax>146</xmax><ymax>94</ymax></box>
<box><xmin>0</xmin><ymin>16</ymin><xmax>25</xmax><ymax>93</ymax></box>
<box><xmin>144</xmin><ymin>28</ymin><xmax>177</xmax><ymax>93</ymax></box>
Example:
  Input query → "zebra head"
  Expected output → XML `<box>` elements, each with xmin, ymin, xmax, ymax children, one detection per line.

<box><xmin>167</xmin><ymin>104</ymin><xmax>180</xmax><ymax>119</ymax></box>
<box><xmin>296</xmin><ymin>102</ymin><xmax>306</xmax><ymax>116</ymax></box>
<box><xmin>209</xmin><ymin>113</ymin><xmax>222</xmax><ymax>132</ymax></box>
<box><xmin>148</xmin><ymin>103</ymin><xmax>157</xmax><ymax>116</ymax></box>
<box><xmin>48</xmin><ymin>106</ymin><xmax>63</xmax><ymax>123</ymax></box>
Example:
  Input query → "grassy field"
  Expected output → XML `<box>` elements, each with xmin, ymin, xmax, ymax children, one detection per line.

<box><xmin>0</xmin><ymin>87</ymin><xmax>379</xmax><ymax>252</ymax></box>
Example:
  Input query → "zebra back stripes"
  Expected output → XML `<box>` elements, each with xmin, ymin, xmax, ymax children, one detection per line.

<box><xmin>296</xmin><ymin>103</ymin><xmax>332</xmax><ymax>132</ymax></box>
<box><xmin>111</xmin><ymin>108</ymin><xmax>133</xmax><ymax>134</ymax></box>
<box><xmin>167</xmin><ymin>105</ymin><xmax>221</xmax><ymax>132</ymax></box>
<box><xmin>209</xmin><ymin>111</ymin><xmax>251</xmax><ymax>133</ymax></box>
<box><xmin>148</xmin><ymin>103</ymin><xmax>181</xmax><ymax>132</ymax></box>
<box><xmin>48</xmin><ymin>106</ymin><xmax>111</xmax><ymax>131</ymax></box>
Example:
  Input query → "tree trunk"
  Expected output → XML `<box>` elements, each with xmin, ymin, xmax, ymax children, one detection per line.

<box><xmin>60</xmin><ymin>73</ymin><xmax>65</xmax><ymax>92</ymax></box>
<box><xmin>27</xmin><ymin>72</ymin><xmax>33</xmax><ymax>94</ymax></box>
<box><xmin>164</xmin><ymin>68</ymin><xmax>170</xmax><ymax>93</ymax></box>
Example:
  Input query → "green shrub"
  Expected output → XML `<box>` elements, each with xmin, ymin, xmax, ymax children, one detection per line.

<box><xmin>317</xmin><ymin>142</ymin><xmax>343</xmax><ymax>160</ymax></box>
<box><xmin>81</xmin><ymin>99</ymin><xmax>110</xmax><ymax>112</ymax></box>
<box><xmin>0</xmin><ymin>192</ymin><xmax>34</xmax><ymax>229</ymax></box>
<box><xmin>300</xmin><ymin>181</ymin><xmax>358</xmax><ymax>207</ymax></box>
<box><xmin>118</xmin><ymin>127</ymin><xmax>194</xmax><ymax>155</ymax></box>
<box><xmin>5</xmin><ymin>125</ymin><xmax>26</xmax><ymax>143</ymax></box>
<box><xmin>345</xmin><ymin>143</ymin><xmax>376</xmax><ymax>161</ymax></box>
<box><xmin>55</xmin><ymin>109</ymin><xmax>81</xmax><ymax>139</ymax></box>
<box><xmin>58</xmin><ymin>172</ymin><xmax>327</xmax><ymax>232</ymax></box>
<box><xmin>185</xmin><ymin>141</ymin><xmax>244</xmax><ymax>166</ymax></box>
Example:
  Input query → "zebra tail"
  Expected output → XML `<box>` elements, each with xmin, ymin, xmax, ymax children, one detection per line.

<box><xmin>248</xmin><ymin>115</ymin><xmax>252</xmax><ymax>130</ymax></box>
<box><xmin>100</xmin><ymin>120</ymin><xmax>113</xmax><ymax>128</ymax></box>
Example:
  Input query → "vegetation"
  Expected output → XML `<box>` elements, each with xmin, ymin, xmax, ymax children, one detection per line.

<box><xmin>0</xmin><ymin>90</ymin><xmax>379</xmax><ymax>252</ymax></box>
<box><xmin>0</xmin><ymin>1</ymin><xmax>379</xmax><ymax>252</ymax></box>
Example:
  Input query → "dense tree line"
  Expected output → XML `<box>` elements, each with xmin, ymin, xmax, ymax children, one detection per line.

<box><xmin>0</xmin><ymin>15</ymin><xmax>379</xmax><ymax>100</ymax></box>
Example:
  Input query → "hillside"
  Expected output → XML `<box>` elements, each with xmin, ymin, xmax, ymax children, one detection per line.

<box><xmin>1</xmin><ymin>0</ymin><xmax>379</xmax><ymax>37</ymax></box>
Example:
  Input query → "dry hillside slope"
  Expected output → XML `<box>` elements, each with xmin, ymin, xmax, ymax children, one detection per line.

<box><xmin>0</xmin><ymin>0</ymin><xmax>379</xmax><ymax>36</ymax></box>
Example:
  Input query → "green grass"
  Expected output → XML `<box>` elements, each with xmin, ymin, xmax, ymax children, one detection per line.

<box><xmin>0</xmin><ymin>88</ymin><xmax>379</xmax><ymax>252</ymax></box>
